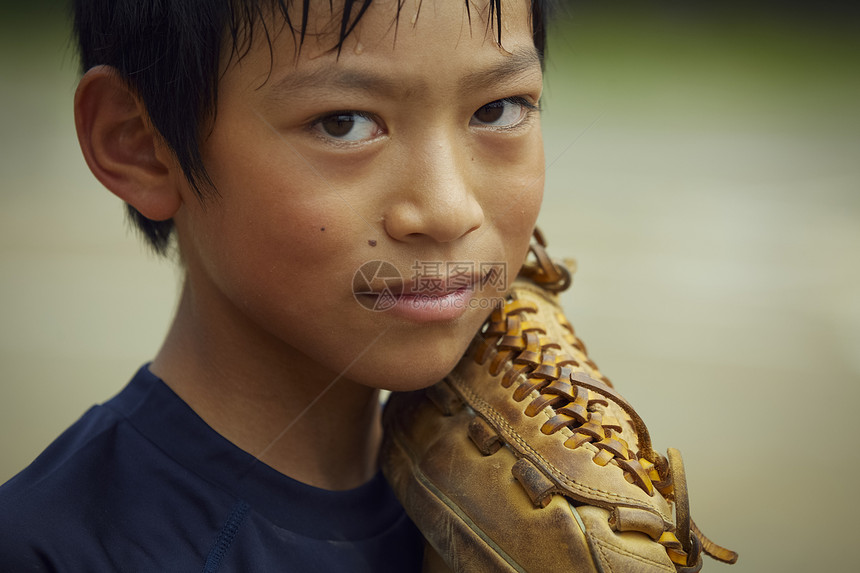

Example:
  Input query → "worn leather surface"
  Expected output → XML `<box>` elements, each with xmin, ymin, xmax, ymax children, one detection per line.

<box><xmin>381</xmin><ymin>271</ymin><xmax>735</xmax><ymax>571</ymax></box>
<box><xmin>382</xmin><ymin>385</ymin><xmax>681</xmax><ymax>571</ymax></box>
<box><xmin>446</xmin><ymin>356</ymin><xmax>673</xmax><ymax>524</ymax></box>
<box><xmin>382</xmin><ymin>387</ymin><xmax>597</xmax><ymax>572</ymax></box>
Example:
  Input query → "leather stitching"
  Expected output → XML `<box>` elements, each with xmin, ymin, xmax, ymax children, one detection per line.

<box><xmin>593</xmin><ymin>538</ymin><xmax>615</xmax><ymax>573</ymax></box>
<box><xmin>449</xmin><ymin>374</ymin><xmax>670</xmax><ymax>521</ymax></box>
<box><xmin>591</xmin><ymin>537</ymin><xmax>675</xmax><ymax>572</ymax></box>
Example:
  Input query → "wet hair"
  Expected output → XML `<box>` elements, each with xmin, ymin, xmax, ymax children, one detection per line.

<box><xmin>73</xmin><ymin>0</ymin><xmax>552</xmax><ymax>253</ymax></box>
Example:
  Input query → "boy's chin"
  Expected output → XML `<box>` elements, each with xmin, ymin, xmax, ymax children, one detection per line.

<box><xmin>380</xmin><ymin>371</ymin><xmax>459</xmax><ymax>394</ymax></box>
<box><xmin>352</xmin><ymin>351</ymin><xmax>467</xmax><ymax>394</ymax></box>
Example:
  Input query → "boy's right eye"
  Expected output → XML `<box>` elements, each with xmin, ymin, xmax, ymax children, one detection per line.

<box><xmin>311</xmin><ymin>112</ymin><xmax>384</xmax><ymax>143</ymax></box>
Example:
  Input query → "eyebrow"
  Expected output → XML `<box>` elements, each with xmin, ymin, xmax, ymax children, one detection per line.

<box><xmin>265</xmin><ymin>47</ymin><xmax>542</xmax><ymax>102</ymax></box>
<box><xmin>460</xmin><ymin>48</ymin><xmax>542</xmax><ymax>92</ymax></box>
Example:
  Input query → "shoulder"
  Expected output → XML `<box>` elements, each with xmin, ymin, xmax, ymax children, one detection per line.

<box><xmin>0</xmin><ymin>366</ymin><xmax>201</xmax><ymax>530</ymax></box>
<box><xmin>0</xmin><ymin>402</ymin><xmax>122</xmax><ymax>511</ymax></box>
<box><xmin>0</xmin><ymin>392</ymin><xmax>220</xmax><ymax>571</ymax></box>
<box><xmin>0</xmin><ymin>368</ymin><xmax>425</xmax><ymax>571</ymax></box>
<box><xmin>0</xmin><ymin>403</ymin><xmax>123</xmax><ymax>570</ymax></box>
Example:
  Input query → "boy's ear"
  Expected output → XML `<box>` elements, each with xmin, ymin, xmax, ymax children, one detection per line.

<box><xmin>74</xmin><ymin>65</ymin><xmax>182</xmax><ymax>222</ymax></box>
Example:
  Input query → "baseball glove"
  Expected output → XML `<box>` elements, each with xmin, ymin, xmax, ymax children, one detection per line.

<box><xmin>380</xmin><ymin>230</ymin><xmax>738</xmax><ymax>572</ymax></box>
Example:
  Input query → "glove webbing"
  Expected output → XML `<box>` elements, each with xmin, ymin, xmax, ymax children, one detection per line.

<box><xmin>469</xmin><ymin>294</ymin><xmax>737</xmax><ymax>567</ymax></box>
<box><xmin>472</xmin><ymin>297</ymin><xmax>665</xmax><ymax>497</ymax></box>
<box><xmin>465</xmin><ymin>231</ymin><xmax>739</xmax><ymax>567</ymax></box>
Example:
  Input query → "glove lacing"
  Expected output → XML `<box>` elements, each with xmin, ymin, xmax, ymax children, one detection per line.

<box><xmin>469</xmin><ymin>231</ymin><xmax>738</xmax><ymax>567</ymax></box>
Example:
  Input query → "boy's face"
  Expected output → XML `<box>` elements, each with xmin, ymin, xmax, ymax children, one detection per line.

<box><xmin>175</xmin><ymin>0</ymin><xmax>544</xmax><ymax>390</ymax></box>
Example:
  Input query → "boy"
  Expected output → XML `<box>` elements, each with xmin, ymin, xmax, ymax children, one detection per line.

<box><xmin>0</xmin><ymin>0</ymin><xmax>549</xmax><ymax>570</ymax></box>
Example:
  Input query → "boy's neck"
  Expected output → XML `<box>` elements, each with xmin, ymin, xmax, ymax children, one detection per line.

<box><xmin>150</xmin><ymin>279</ymin><xmax>383</xmax><ymax>491</ymax></box>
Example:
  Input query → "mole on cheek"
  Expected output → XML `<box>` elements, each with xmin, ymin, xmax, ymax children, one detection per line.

<box><xmin>368</xmin><ymin>239</ymin><xmax>377</xmax><ymax>247</ymax></box>
<box><xmin>320</xmin><ymin>227</ymin><xmax>325</xmax><ymax>231</ymax></box>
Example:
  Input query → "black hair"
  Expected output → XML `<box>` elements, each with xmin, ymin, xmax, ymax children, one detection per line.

<box><xmin>73</xmin><ymin>0</ymin><xmax>551</xmax><ymax>254</ymax></box>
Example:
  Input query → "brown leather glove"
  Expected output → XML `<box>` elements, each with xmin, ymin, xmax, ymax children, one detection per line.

<box><xmin>381</xmin><ymin>233</ymin><xmax>737</xmax><ymax>572</ymax></box>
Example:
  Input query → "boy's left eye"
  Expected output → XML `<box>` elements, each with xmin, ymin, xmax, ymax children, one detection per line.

<box><xmin>470</xmin><ymin>97</ymin><xmax>537</xmax><ymax>129</ymax></box>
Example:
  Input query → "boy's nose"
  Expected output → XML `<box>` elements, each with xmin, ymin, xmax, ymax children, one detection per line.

<box><xmin>383</xmin><ymin>138</ymin><xmax>484</xmax><ymax>244</ymax></box>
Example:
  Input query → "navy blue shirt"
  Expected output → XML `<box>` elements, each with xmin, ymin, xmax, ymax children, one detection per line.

<box><xmin>0</xmin><ymin>366</ymin><xmax>423</xmax><ymax>572</ymax></box>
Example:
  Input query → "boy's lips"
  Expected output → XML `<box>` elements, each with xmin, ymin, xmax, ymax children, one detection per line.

<box><xmin>374</xmin><ymin>284</ymin><xmax>476</xmax><ymax>322</ymax></box>
<box><xmin>354</xmin><ymin>269</ymin><xmax>493</xmax><ymax>322</ymax></box>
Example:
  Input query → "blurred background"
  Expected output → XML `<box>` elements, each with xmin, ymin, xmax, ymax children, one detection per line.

<box><xmin>1</xmin><ymin>1</ymin><xmax>858</xmax><ymax>571</ymax></box>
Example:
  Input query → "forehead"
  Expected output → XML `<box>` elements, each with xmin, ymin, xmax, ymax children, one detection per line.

<box><xmin>222</xmin><ymin>0</ymin><xmax>539</xmax><ymax>96</ymax></box>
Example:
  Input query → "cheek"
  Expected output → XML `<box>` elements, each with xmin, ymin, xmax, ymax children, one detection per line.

<box><xmin>184</xmin><ymin>170</ymin><xmax>362</xmax><ymax>328</ymax></box>
<box><xmin>215</xmin><ymin>204</ymin><xmax>357</xmax><ymax>296</ymax></box>
<box><xmin>199</xmin><ymin>133</ymin><xmax>356</xmax><ymax>270</ymax></box>
<box><xmin>483</xmin><ymin>126</ymin><xmax>544</xmax><ymax>203</ymax></box>
<box><xmin>485</xmin><ymin>131</ymin><xmax>545</xmax><ymax>263</ymax></box>
<box><xmin>518</xmin><ymin>130</ymin><xmax>546</xmax><ymax>221</ymax></box>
